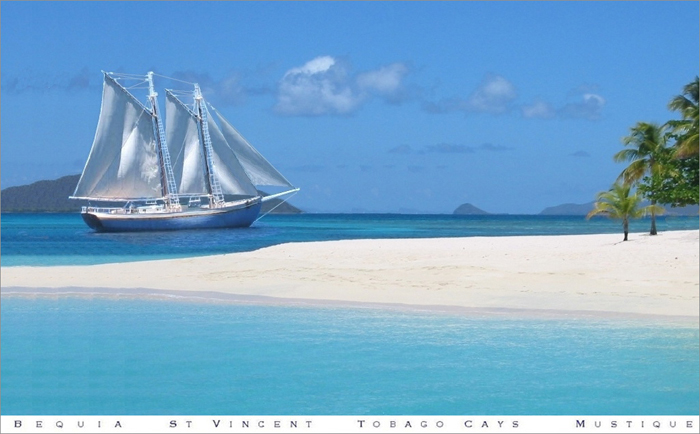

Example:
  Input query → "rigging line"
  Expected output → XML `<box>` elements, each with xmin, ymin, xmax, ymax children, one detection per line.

<box><xmin>110</xmin><ymin>73</ymin><xmax>148</xmax><ymax>80</ymax></box>
<box><xmin>152</xmin><ymin>73</ymin><xmax>196</xmax><ymax>85</ymax></box>
<box><xmin>124</xmin><ymin>81</ymin><xmax>148</xmax><ymax>90</ymax></box>
<box><xmin>165</xmin><ymin>89</ymin><xmax>193</xmax><ymax>94</ymax></box>
<box><xmin>109</xmin><ymin>71</ymin><xmax>145</xmax><ymax>76</ymax></box>
<box><xmin>254</xmin><ymin>191</ymin><xmax>299</xmax><ymax>223</ymax></box>
<box><xmin>165</xmin><ymin>89</ymin><xmax>195</xmax><ymax>100</ymax></box>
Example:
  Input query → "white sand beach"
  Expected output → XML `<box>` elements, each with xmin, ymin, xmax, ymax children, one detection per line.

<box><xmin>2</xmin><ymin>230</ymin><xmax>699</xmax><ymax>319</ymax></box>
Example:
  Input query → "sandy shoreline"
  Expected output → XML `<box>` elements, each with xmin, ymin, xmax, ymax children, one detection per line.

<box><xmin>2</xmin><ymin>230</ymin><xmax>699</xmax><ymax>320</ymax></box>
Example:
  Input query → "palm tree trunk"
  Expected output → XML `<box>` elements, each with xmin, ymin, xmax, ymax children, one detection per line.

<box><xmin>650</xmin><ymin>200</ymin><xmax>658</xmax><ymax>235</ymax></box>
<box><xmin>623</xmin><ymin>219</ymin><xmax>629</xmax><ymax>241</ymax></box>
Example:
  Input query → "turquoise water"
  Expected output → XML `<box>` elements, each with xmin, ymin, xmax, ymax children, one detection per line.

<box><xmin>2</xmin><ymin>297</ymin><xmax>698</xmax><ymax>415</ymax></box>
<box><xmin>1</xmin><ymin>213</ymin><xmax>698</xmax><ymax>415</ymax></box>
<box><xmin>2</xmin><ymin>213</ymin><xmax>698</xmax><ymax>266</ymax></box>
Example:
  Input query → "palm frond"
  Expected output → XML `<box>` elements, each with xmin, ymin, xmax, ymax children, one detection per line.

<box><xmin>668</xmin><ymin>77</ymin><xmax>699</xmax><ymax>159</ymax></box>
<box><xmin>617</xmin><ymin>159</ymin><xmax>648</xmax><ymax>184</ymax></box>
<box><xmin>587</xmin><ymin>182</ymin><xmax>646</xmax><ymax>221</ymax></box>
<box><xmin>674</xmin><ymin>132</ymin><xmax>699</xmax><ymax>158</ymax></box>
<box><xmin>640</xmin><ymin>203</ymin><xmax>665</xmax><ymax>217</ymax></box>
<box><xmin>613</xmin><ymin>148</ymin><xmax>640</xmax><ymax>163</ymax></box>
<box><xmin>616</xmin><ymin>122</ymin><xmax>671</xmax><ymax>184</ymax></box>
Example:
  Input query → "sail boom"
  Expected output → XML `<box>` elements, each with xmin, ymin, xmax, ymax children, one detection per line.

<box><xmin>260</xmin><ymin>188</ymin><xmax>300</xmax><ymax>203</ymax></box>
<box><xmin>70</xmin><ymin>195</ymin><xmax>167</xmax><ymax>202</ymax></box>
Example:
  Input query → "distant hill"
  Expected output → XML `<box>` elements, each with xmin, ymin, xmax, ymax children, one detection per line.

<box><xmin>539</xmin><ymin>201</ymin><xmax>699</xmax><ymax>216</ymax></box>
<box><xmin>1</xmin><ymin>175</ymin><xmax>303</xmax><ymax>214</ymax></box>
<box><xmin>453</xmin><ymin>203</ymin><xmax>490</xmax><ymax>215</ymax></box>
<box><xmin>669</xmin><ymin>204</ymin><xmax>700</xmax><ymax>216</ymax></box>
<box><xmin>1</xmin><ymin>175</ymin><xmax>83</xmax><ymax>212</ymax></box>
<box><xmin>539</xmin><ymin>202</ymin><xmax>595</xmax><ymax>216</ymax></box>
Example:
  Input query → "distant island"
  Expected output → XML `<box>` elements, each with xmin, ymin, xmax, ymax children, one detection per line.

<box><xmin>538</xmin><ymin>202</ymin><xmax>597</xmax><ymax>216</ymax></box>
<box><xmin>452</xmin><ymin>200</ymin><xmax>698</xmax><ymax>216</ymax></box>
<box><xmin>538</xmin><ymin>201</ymin><xmax>698</xmax><ymax>216</ymax></box>
<box><xmin>0</xmin><ymin>175</ymin><xmax>303</xmax><ymax>214</ymax></box>
<box><xmin>452</xmin><ymin>203</ymin><xmax>491</xmax><ymax>215</ymax></box>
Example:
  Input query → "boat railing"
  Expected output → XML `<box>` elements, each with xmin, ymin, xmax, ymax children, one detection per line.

<box><xmin>82</xmin><ymin>205</ymin><xmax>167</xmax><ymax>215</ymax></box>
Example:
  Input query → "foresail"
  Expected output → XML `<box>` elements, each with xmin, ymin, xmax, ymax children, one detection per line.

<box><xmin>165</xmin><ymin>92</ymin><xmax>208</xmax><ymax>196</ymax></box>
<box><xmin>206</xmin><ymin>108</ymin><xmax>259</xmax><ymax>197</ymax></box>
<box><xmin>214</xmin><ymin>109</ymin><xmax>293</xmax><ymax>188</ymax></box>
<box><xmin>73</xmin><ymin>74</ymin><xmax>162</xmax><ymax>200</ymax></box>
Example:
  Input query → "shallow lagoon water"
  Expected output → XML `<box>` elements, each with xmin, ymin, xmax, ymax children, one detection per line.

<box><xmin>1</xmin><ymin>213</ymin><xmax>698</xmax><ymax>415</ymax></box>
<box><xmin>1</xmin><ymin>297</ymin><xmax>698</xmax><ymax>415</ymax></box>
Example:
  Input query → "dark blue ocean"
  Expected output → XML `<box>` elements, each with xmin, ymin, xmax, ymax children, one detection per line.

<box><xmin>2</xmin><ymin>213</ymin><xmax>698</xmax><ymax>266</ymax></box>
<box><xmin>1</xmin><ymin>213</ymin><xmax>699</xmax><ymax>415</ymax></box>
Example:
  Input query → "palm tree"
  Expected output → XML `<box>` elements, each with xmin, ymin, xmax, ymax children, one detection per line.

<box><xmin>586</xmin><ymin>183</ymin><xmax>664</xmax><ymax>241</ymax></box>
<box><xmin>613</xmin><ymin>122</ymin><xmax>669</xmax><ymax>235</ymax></box>
<box><xmin>667</xmin><ymin>76</ymin><xmax>699</xmax><ymax>158</ymax></box>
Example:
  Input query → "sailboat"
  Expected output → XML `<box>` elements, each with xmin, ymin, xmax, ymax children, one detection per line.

<box><xmin>70</xmin><ymin>71</ymin><xmax>299</xmax><ymax>232</ymax></box>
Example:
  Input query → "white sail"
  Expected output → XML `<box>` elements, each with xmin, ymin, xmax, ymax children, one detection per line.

<box><xmin>214</xmin><ymin>109</ymin><xmax>293</xmax><ymax>187</ymax></box>
<box><xmin>205</xmin><ymin>107</ymin><xmax>259</xmax><ymax>197</ymax></box>
<box><xmin>73</xmin><ymin>74</ymin><xmax>162</xmax><ymax>200</ymax></box>
<box><xmin>165</xmin><ymin>92</ymin><xmax>208</xmax><ymax>195</ymax></box>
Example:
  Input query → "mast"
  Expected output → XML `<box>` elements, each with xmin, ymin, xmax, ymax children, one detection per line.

<box><xmin>194</xmin><ymin>84</ymin><xmax>225</xmax><ymax>206</ymax></box>
<box><xmin>147</xmin><ymin>71</ymin><xmax>181</xmax><ymax>211</ymax></box>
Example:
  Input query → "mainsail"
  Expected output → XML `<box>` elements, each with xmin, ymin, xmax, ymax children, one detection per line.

<box><xmin>165</xmin><ymin>92</ymin><xmax>208</xmax><ymax>196</ymax></box>
<box><xmin>213</xmin><ymin>109</ymin><xmax>293</xmax><ymax>187</ymax></box>
<box><xmin>73</xmin><ymin>74</ymin><xmax>162</xmax><ymax>200</ymax></box>
<box><xmin>164</xmin><ymin>90</ymin><xmax>292</xmax><ymax>199</ymax></box>
<box><xmin>205</xmin><ymin>108</ymin><xmax>259</xmax><ymax>197</ymax></box>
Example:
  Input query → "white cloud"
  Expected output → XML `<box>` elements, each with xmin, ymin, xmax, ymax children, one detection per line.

<box><xmin>521</xmin><ymin>100</ymin><xmax>556</xmax><ymax>119</ymax></box>
<box><xmin>357</xmin><ymin>63</ymin><xmax>408</xmax><ymax>95</ymax></box>
<box><xmin>422</xmin><ymin>74</ymin><xmax>517</xmax><ymax>115</ymax></box>
<box><xmin>275</xmin><ymin>56</ymin><xmax>410</xmax><ymax>116</ymax></box>
<box><xmin>466</xmin><ymin>74</ymin><xmax>517</xmax><ymax>114</ymax></box>
<box><xmin>275</xmin><ymin>56</ymin><xmax>361</xmax><ymax>116</ymax></box>
<box><xmin>559</xmin><ymin>93</ymin><xmax>606</xmax><ymax>120</ymax></box>
<box><xmin>285</xmin><ymin>56</ymin><xmax>337</xmax><ymax>76</ymax></box>
<box><xmin>521</xmin><ymin>90</ymin><xmax>605</xmax><ymax>121</ymax></box>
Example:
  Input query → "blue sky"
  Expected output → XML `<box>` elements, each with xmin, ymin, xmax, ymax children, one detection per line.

<box><xmin>2</xmin><ymin>1</ymin><xmax>698</xmax><ymax>213</ymax></box>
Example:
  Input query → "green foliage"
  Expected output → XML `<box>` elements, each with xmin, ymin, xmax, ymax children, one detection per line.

<box><xmin>614</xmin><ymin>122</ymin><xmax>668</xmax><ymax>186</ymax></box>
<box><xmin>638</xmin><ymin>154</ymin><xmax>699</xmax><ymax>207</ymax></box>
<box><xmin>667</xmin><ymin>76</ymin><xmax>699</xmax><ymax>158</ymax></box>
<box><xmin>610</xmin><ymin>78</ymin><xmax>699</xmax><ymax>214</ymax></box>
<box><xmin>587</xmin><ymin>182</ymin><xmax>664</xmax><ymax>241</ymax></box>
<box><xmin>587</xmin><ymin>182</ymin><xmax>661</xmax><ymax>221</ymax></box>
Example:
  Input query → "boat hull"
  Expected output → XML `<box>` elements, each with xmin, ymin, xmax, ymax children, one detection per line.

<box><xmin>81</xmin><ymin>201</ymin><xmax>263</xmax><ymax>232</ymax></box>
